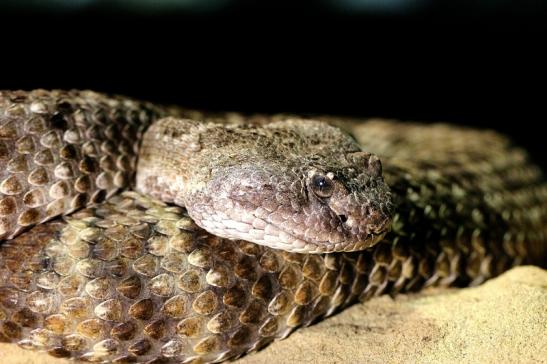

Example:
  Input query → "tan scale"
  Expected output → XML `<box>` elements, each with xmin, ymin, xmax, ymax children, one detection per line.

<box><xmin>0</xmin><ymin>189</ymin><xmax>543</xmax><ymax>363</ymax></box>
<box><xmin>0</xmin><ymin>90</ymin><xmax>167</xmax><ymax>239</ymax></box>
<box><xmin>0</xmin><ymin>90</ymin><xmax>545</xmax><ymax>363</ymax></box>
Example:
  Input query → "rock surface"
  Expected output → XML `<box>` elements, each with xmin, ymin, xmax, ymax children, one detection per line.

<box><xmin>1</xmin><ymin>266</ymin><xmax>546</xmax><ymax>364</ymax></box>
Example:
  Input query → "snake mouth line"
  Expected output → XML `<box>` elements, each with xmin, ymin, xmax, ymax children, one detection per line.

<box><xmin>197</xmin><ymin>214</ymin><xmax>321</xmax><ymax>253</ymax></box>
<box><xmin>191</xmin><ymin>197</ymin><xmax>390</xmax><ymax>253</ymax></box>
<box><xmin>197</xmin><ymin>211</ymin><xmax>385</xmax><ymax>254</ymax></box>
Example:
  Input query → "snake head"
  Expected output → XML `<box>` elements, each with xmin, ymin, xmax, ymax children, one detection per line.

<box><xmin>175</xmin><ymin>120</ymin><xmax>393</xmax><ymax>254</ymax></box>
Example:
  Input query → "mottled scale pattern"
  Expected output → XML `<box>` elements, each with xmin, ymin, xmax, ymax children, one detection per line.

<box><xmin>349</xmin><ymin>119</ymin><xmax>547</xmax><ymax>270</ymax></box>
<box><xmin>0</xmin><ymin>181</ymin><xmax>544</xmax><ymax>364</ymax></box>
<box><xmin>0</xmin><ymin>90</ymin><xmax>166</xmax><ymax>239</ymax></box>
<box><xmin>0</xmin><ymin>92</ymin><xmax>546</xmax><ymax>363</ymax></box>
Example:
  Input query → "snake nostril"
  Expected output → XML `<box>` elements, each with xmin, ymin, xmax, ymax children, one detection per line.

<box><xmin>338</xmin><ymin>214</ymin><xmax>348</xmax><ymax>223</ymax></box>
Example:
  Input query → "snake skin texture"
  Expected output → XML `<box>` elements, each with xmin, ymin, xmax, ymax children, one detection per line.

<box><xmin>0</xmin><ymin>90</ymin><xmax>546</xmax><ymax>363</ymax></box>
<box><xmin>0</xmin><ymin>90</ymin><xmax>166</xmax><ymax>240</ymax></box>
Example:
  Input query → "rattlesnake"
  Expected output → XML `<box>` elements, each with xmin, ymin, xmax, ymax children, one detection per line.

<box><xmin>0</xmin><ymin>90</ymin><xmax>545</xmax><ymax>363</ymax></box>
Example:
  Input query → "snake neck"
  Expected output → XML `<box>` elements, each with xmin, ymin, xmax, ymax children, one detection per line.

<box><xmin>136</xmin><ymin>141</ymin><xmax>190</xmax><ymax>208</ymax></box>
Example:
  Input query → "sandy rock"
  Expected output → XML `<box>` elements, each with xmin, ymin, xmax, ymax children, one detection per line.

<box><xmin>1</xmin><ymin>266</ymin><xmax>546</xmax><ymax>364</ymax></box>
<box><xmin>239</xmin><ymin>265</ymin><xmax>547</xmax><ymax>364</ymax></box>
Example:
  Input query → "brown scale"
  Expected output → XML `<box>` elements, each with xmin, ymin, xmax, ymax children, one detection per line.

<box><xmin>0</xmin><ymin>90</ymin><xmax>167</xmax><ymax>239</ymax></box>
<box><xmin>0</xmin><ymin>183</ymin><xmax>544</xmax><ymax>364</ymax></box>
<box><xmin>0</xmin><ymin>92</ymin><xmax>546</xmax><ymax>363</ymax></box>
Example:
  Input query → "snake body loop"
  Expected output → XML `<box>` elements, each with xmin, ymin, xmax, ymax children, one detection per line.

<box><xmin>0</xmin><ymin>90</ymin><xmax>545</xmax><ymax>363</ymax></box>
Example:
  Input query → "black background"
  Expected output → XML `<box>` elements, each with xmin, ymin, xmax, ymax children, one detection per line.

<box><xmin>1</xmin><ymin>1</ymin><xmax>546</xmax><ymax>170</ymax></box>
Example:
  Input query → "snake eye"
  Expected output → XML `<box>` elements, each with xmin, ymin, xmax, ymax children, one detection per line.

<box><xmin>311</xmin><ymin>174</ymin><xmax>335</xmax><ymax>198</ymax></box>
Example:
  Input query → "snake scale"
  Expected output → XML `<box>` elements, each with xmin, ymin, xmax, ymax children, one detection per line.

<box><xmin>0</xmin><ymin>90</ymin><xmax>545</xmax><ymax>363</ymax></box>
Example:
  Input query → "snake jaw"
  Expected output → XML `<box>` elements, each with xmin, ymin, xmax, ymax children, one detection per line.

<box><xmin>179</xmin><ymin>152</ymin><xmax>394</xmax><ymax>253</ymax></box>
<box><xmin>191</xmin><ymin>206</ymin><xmax>390</xmax><ymax>254</ymax></box>
<box><xmin>183</xmin><ymin>162</ymin><xmax>393</xmax><ymax>254</ymax></box>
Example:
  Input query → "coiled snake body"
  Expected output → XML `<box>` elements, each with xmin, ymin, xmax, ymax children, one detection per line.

<box><xmin>0</xmin><ymin>90</ymin><xmax>545</xmax><ymax>363</ymax></box>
